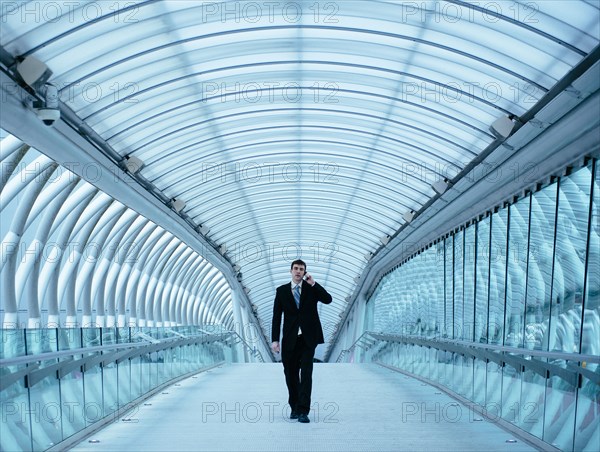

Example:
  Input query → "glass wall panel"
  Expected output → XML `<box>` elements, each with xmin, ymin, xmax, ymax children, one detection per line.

<box><xmin>365</xmin><ymin>161</ymin><xmax>598</xmax><ymax>449</ymax></box>
<box><xmin>1</xmin><ymin>327</ymin><xmax>234</xmax><ymax>451</ymax></box>
<box><xmin>464</xmin><ymin>225</ymin><xmax>476</xmax><ymax>342</ymax></box>
<box><xmin>543</xmin><ymin>371</ymin><xmax>577</xmax><ymax>449</ymax></box>
<box><xmin>473</xmin><ymin>358</ymin><xmax>487</xmax><ymax>406</ymax></box>
<box><xmin>485</xmin><ymin>362</ymin><xmax>503</xmax><ymax>417</ymax></box>
<box><xmin>0</xmin><ymin>374</ymin><xmax>32</xmax><ymax>451</ymax></box>
<box><xmin>450</xmin><ymin>353</ymin><xmax>462</xmax><ymax>394</ymax></box>
<box><xmin>116</xmin><ymin>328</ymin><xmax>132</xmax><ymax>407</ymax></box>
<box><xmin>460</xmin><ymin>356</ymin><xmax>473</xmax><ymax>400</ymax></box>
<box><xmin>57</xmin><ymin>329</ymin><xmax>85</xmax><ymax>441</ymax></box>
<box><xmin>436</xmin><ymin>349</ymin><xmax>450</xmax><ymax>388</ymax></box>
<box><xmin>421</xmin><ymin>247</ymin><xmax>438</xmax><ymax>339</ymax></box>
<box><xmin>0</xmin><ymin>329</ymin><xmax>26</xmax><ymax>359</ymax></box>
<box><xmin>444</xmin><ymin>236</ymin><xmax>453</xmax><ymax>339</ymax></box>
<box><xmin>0</xmin><ymin>330</ymin><xmax>31</xmax><ymax>451</ymax></box>
<box><xmin>575</xmin><ymin>160</ymin><xmax>599</xmax><ymax>451</ymax></box>
<box><xmin>549</xmin><ymin>169</ymin><xmax>592</xmax><ymax>353</ymax></box>
<box><xmin>505</xmin><ymin>197</ymin><xmax>531</xmax><ymax>347</ymax></box>
<box><xmin>489</xmin><ymin>209</ymin><xmax>508</xmax><ymax>345</ymax></box>
<box><xmin>435</xmin><ymin>242</ymin><xmax>445</xmax><ymax>339</ymax></box>
<box><xmin>101</xmin><ymin>329</ymin><xmax>118</xmax><ymax>416</ymax></box>
<box><xmin>454</xmin><ymin>231</ymin><xmax>464</xmax><ymax>339</ymax></box>
<box><xmin>581</xmin><ymin>161</ymin><xmax>599</xmax><ymax>356</ymax></box>
<box><xmin>475</xmin><ymin>218</ymin><xmax>491</xmax><ymax>343</ymax></box>
<box><xmin>573</xmin><ymin>375</ymin><xmax>600</xmax><ymax>451</ymax></box>
<box><xmin>150</xmin><ymin>351</ymin><xmax>159</xmax><ymax>389</ymax></box>
<box><xmin>403</xmin><ymin>259</ymin><xmax>417</xmax><ymax>336</ymax></box>
<box><xmin>501</xmin><ymin>363</ymin><xmax>522</xmax><ymax>423</ymax></box>
<box><xmin>172</xmin><ymin>346</ymin><xmax>182</xmax><ymax>378</ymax></box>
<box><xmin>418</xmin><ymin>346</ymin><xmax>425</xmax><ymax>377</ymax></box>
<box><xmin>519</xmin><ymin>366</ymin><xmax>546</xmax><ymax>438</ymax></box>
<box><xmin>81</xmin><ymin>328</ymin><xmax>103</xmax><ymax>427</ymax></box>
<box><xmin>526</xmin><ymin>185</ymin><xmax>557</xmax><ymax>351</ymax></box>
<box><xmin>26</xmin><ymin>329</ymin><xmax>62</xmax><ymax>450</ymax></box>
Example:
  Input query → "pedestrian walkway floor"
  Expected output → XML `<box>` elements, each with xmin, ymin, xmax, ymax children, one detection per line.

<box><xmin>71</xmin><ymin>363</ymin><xmax>536</xmax><ymax>452</ymax></box>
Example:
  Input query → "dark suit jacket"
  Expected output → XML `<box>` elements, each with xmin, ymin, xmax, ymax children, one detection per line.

<box><xmin>271</xmin><ymin>281</ymin><xmax>332</xmax><ymax>350</ymax></box>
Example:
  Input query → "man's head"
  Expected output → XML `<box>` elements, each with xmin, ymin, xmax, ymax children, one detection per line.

<box><xmin>290</xmin><ymin>259</ymin><xmax>306</xmax><ymax>283</ymax></box>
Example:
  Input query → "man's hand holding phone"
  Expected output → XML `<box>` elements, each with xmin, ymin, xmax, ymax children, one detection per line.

<box><xmin>304</xmin><ymin>272</ymin><xmax>315</xmax><ymax>286</ymax></box>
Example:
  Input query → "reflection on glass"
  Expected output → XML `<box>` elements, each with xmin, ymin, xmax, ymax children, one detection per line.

<box><xmin>575</xmin><ymin>161</ymin><xmax>599</xmax><ymax>451</ymax></box>
<box><xmin>26</xmin><ymin>329</ymin><xmax>61</xmax><ymax>450</ymax></box>
<box><xmin>543</xmin><ymin>372</ymin><xmax>577</xmax><ymax>449</ymax></box>
<box><xmin>475</xmin><ymin>218</ymin><xmax>491</xmax><ymax>343</ymax></box>
<box><xmin>549</xmin><ymin>169</ymin><xmax>592</xmax><ymax>353</ymax></box>
<box><xmin>501</xmin><ymin>364</ymin><xmax>522</xmax><ymax>422</ymax></box>
<box><xmin>445</xmin><ymin>236</ymin><xmax>454</xmax><ymax>338</ymax></box>
<box><xmin>58</xmin><ymin>329</ymin><xmax>85</xmax><ymax>440</ymax></box>
<box><xmin>486</xmin><ymin>362</ymin><xmax>502</xmax><ymax>419</ymax></box>
<box><xmin>102</xmin><ymin>329</ymin><xmax>118</xmax><ymax>416</ymax></box>
<box><xmin>0</xmin><ymin>326</ymin><xmax>233</xmax><ymax>452</ymax></box>
<box><xmin>464</xmin><ymin>225</ymin><xmax>476</xmax><ymax>342</ymax></box>
<box><xmin>581</xmin><ymin>161</ymin><xmax>599</xmax><ymax>356</ymax></box>
<box><xmin>489</xmin><ymin>209</ymin><xmax>508</xmax><ymax>345</ymax></box>
<box><xmin>505</xmin><ymin>197</ymin><xmax>530</xmax><ymax>347</ymax></box>
<box><xmin>574</xmin><ymin>376</ymin><xmax>600</xmax><ymax>451</ymax></box>
<box><xmin>520</xmin><ymin>366</ymin><xmax>546</xmax><ymax>438</ymax></box>
<box><xmin>461</xmin><ymin>356</ymin><xmax>473</xmax><ymax>400</ymax></box>
<box><xmin>0</xmin><ymin>329</ymin><xmax>31</xmax><ymax>450</ymax></box>
<box><xmin>82</xmin><ymin>328</ymin><xmax>103</xmax><ymax>427</ymax></box>
<box><xmin>435</xmin><ymin>242</ymin><xmax>445</xmax><ymax>339</ymax></box>
<box><xmin>454</xmin><ymin>230</ymin><xmax>464</xmax><ymax>339</ymax></box>
<box><xmin>473</xmin><ymin>358</ymin><xmax>486</xmax><ymax>406</ymax></box>
<box><xmin>367</xmin><ymin>162</ymin><xmax>599</xmax><ymax>447</ymax></box>
<box><xmin>0</xmin><ymin>329</ymin><xmax>25</xmax><ymax>359</ymax></box>
<box><xmin>526</xmin><ymin>185</ymin><xmax>557</xmax><ymax>351</ymax></box>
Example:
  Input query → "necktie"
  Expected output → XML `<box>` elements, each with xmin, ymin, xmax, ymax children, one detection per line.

<box><xmin>293</xmin><ymin>285</ymin><xmax>300</xmax><ymax>308</ymax></box>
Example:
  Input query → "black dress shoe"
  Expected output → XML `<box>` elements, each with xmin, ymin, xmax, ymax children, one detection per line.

<box><xmin>290</xmin><ymin>411</ymin><xmax>299</xmax><ymax>420</ymax></box>
<box><xmin>298</xmin><ymin>413</ymin><xmax>310</xmax><ymax>423</ymax></box>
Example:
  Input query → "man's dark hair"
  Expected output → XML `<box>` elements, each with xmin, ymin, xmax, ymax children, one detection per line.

<box><xmin>290</xmin><ymin>259</ymin><xmax>307</xmax><ymax>271</ymax></box>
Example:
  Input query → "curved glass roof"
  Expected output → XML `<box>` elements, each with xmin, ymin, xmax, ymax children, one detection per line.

<box><xmin>1</xmin><ymin>0</ymin><xmax>599</xmax><ymax>355</ymax></box>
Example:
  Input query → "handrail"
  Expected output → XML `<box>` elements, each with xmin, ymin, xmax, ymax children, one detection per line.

<box><xmin>0</xmin><ymin>332</ymin><xmax>236</xmax><ymax>390</ymax></box>
<box><xmin>228</xmin><ymin>330</ymin><xmax>265</xmax><ymax>362</ymax></box>
<box><xmin>334</xmin><ymin>330</ymin><xmax>374</xmax><ymax>361</ymax></box>
<box><xmin>336</xmin><ymin>332</ymin><xmax>600</xmax><ymax>386</ymax></box>
<box><xmin>0</xmin><ymin>331</ymin><xmax>234</xmax><ymax>367</ymax></box>
<box><xmin>1</xmin><ymin>341</ymin><xmax>152</xmax><ymax>367</ymax></box>
<box><xmin>369</xmin><ymin>332</ymin><xmax>600</xmax><ymax>363</ymax></box>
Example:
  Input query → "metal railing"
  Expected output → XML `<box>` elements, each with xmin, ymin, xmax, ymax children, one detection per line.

<box><xmin>336</xmin><ymin>331</ymin><xmax>600</xmax><ymax>451</ymax></box>
<box><xmin>337</xmin><ymin>332</ymin><xmax>599</xmax><ymax>381</ymax></box>
<box><xmin>0</xmin><ymin>327</ymin><xmax>241</xmax><ymax>451</ymax></box>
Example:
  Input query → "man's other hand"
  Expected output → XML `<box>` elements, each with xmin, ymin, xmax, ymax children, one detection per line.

<box><xmin>271</xmin><ymin>341</ymin><xmax>280</xmax><ymax>353</ymax></box>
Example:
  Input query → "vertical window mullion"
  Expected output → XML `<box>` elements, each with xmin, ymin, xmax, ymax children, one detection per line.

<box><xmin>546</xmin><ymin>177</ymin><xmax>561</xmax><ymax>352</ymax></box>
<box><xmin>486</xmin><ymin>215</ymin><xmax>492</xmax><ymax>345</ymax></box>
<box><xmin>502</xmin><ymin>206</ymin><xmax>511</xmax><ymax>346</ymax></box>
<box><xmin>578</xmin><ymin>160</ymin><xmax>596</xmax><ymax>353</ymax></box>
<box><xmin>521</xmin><ymin>192</ymin><xmax>533</xmax><ymax>346</ymax></box>
<box><xmin>472</xmin><ymin>222</ymin><xmax>478</xmax><ymax>343</ymax></box>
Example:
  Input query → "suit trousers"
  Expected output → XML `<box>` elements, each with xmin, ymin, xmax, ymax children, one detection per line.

<box><xmin>282</xmin><ymin>334</ymin><xmax>315</xmax><ymax>415</ymax></box>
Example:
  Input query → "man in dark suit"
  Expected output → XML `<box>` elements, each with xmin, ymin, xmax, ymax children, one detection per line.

<box><xmin>271</xmin><ymin>259</ymin><xmax>332</xmax><ymax>424</ymax></box>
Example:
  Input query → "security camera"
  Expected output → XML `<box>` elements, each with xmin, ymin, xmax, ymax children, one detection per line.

<box><xmin>35</xmin><ymin>108</ymin><xmax>61</xmax><ymax>126</ymax></box>
<box><xmin>33</xmin><ymin>83</ymin><xmax>60</xmax><ymax>127</ymax></box>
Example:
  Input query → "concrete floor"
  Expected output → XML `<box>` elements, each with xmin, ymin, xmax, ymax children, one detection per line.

<box><xmin>71</xmin><ymin>363</ymin><xmax>536</xmax><ymax>452</ymax></box>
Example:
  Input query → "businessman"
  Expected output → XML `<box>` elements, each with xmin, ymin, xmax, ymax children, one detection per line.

<box><xmin>271</xmin><ymin>259</ymin><xmax>332</xmax><ymax>423</ymax></box>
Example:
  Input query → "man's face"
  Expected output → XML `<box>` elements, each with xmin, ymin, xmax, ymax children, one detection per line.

<box><xmin>290</xmin><ymin>264</ymin><xmax>305</xmax><ymax>283</ymax></box>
